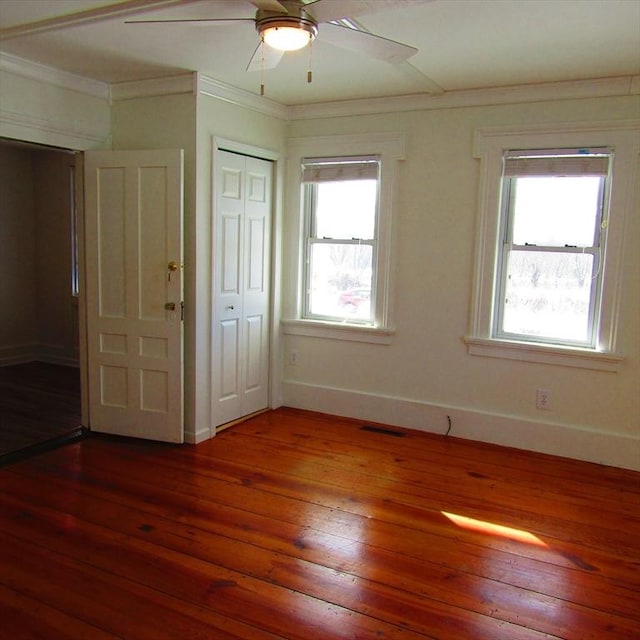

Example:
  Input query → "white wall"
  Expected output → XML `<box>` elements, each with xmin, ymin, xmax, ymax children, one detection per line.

<box><xmin>33</xmin><ymin>150</ymin><xmax>79</xmax><ymax>365</ymax></box>
<box><xmin>0</xmin><ymin>144</ymin><xmax>79</xmax><ymax>366</ymax></box>
<box><xmin>282</xmin><ymin>93</ymin><xmax>640</xmax><ymax>470</ymax></box>
<box><xmin>194</xmin><ymin>84</ymin><xmax>287</xmax><ymax>442</ymax></box>
<box><xmin>110</xmin><ymin>87</ymin><xmax>199</xmax><ymax>440</ymax></box>
<box><xmin>0</xmin><ymin>145</ymin><xmax>37</xmax><ymax>362</ymax></box>
<box><xmin>110</xmin><ymin>76</ymin><xmax>288</xmax><ymax>443</ymax></box>
<box><xmin>3</xmin><ymin>55</ymin><xmax>636</xmax><ymax>468</ymax></box>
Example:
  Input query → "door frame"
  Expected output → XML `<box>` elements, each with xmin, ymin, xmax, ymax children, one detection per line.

<box><xmin>75</xmin><ymin>153</ymin><xmax>90</xmax><ymax>428</ymax></box>
<box><xmin>210</xmin><ymin>137</ymin><xmax>282</xmax><ymax>435</ymax></box>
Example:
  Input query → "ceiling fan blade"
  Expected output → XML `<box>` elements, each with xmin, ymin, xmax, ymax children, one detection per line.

<box><xmin>250</xmin><ymin>0</ymin><xmax>288</xmax><ymax>12</ymax></box>
<box><xmin>246</xmin><ymin>41</ymin><xmax>285</xmax><ymax>72</ymax></box>
<box><xmin>124</xmin><ymin>18</ymin><xmax>253</xmax><ymax>25</ymax></box>
<box><xmin>305</xmin><ymin>0</ymin><xmax>432</xmax><ymax>24</ymax></box>
<box><xmin>320</xmin><ymin>22</ymin><xmax>417</xmax><ymax>64</ymax></box>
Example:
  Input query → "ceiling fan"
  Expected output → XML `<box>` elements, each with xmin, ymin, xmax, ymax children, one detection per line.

<box><xmin>127</xmin><ymin>0</ymin><xmax>427</xmax><ymax>93</ymax></box>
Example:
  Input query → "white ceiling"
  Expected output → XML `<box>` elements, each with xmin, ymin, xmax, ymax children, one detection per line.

<box><xmin>1</xmin><ymin>0</ymin><xmax>639</xmax><ymax>106</ymax></box>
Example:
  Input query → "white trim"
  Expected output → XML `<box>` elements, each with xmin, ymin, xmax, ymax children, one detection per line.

<box><xmin>184</xmin><ymin>426</ymin><xmax>211</xmax><ymax>445</ymax></box>
<box><xmin>468</xmin><ymin>120</ymin><xmax>640</xmax><ymax>364</ymax></box>
<box><xmin>198</xmin><ymin>74</ymin><xmax>288</xmax><ymax>121</ymax></box>
<box><xmin>36</xmin><ymin>344</ymin><xmax>80</xmax><ymax>368</ymax></box>
<box><xmin>284</xmin><ymin>132</ymin><xmax>405</xmax><ymax>338</ymax></box>
<box><xmin>0</xmin><ymin>344</ymin><xmax>37</xmax><ymax>366</ymax></box>
<box><xmin>1</xmin><ymin>52</ymin><xmax>637</xmax><ymax>120</ymax></box>
<box><xmin>110</xmin><ymin>73</ymin><xmax>197</xmax><ymax>102</ymax></box>
<box><xmin>0</xmin><ymin>107</ymin><xmax>109</xmax><ymax>149</ymax></box>
<box><xmin>288</xmin><ymin>75</ymin><xmax>640</xmax><ymax>121</ymax></box>
<box><xmin>282</xmin><ymin>319</ymin><xmax>394</xmax><ymax>344</ymax></box>
<box><xmin>0</xmin><ymin>52</ymin><xmax>109</xmax><ymax>100</ymax></box>
<box><xmin>282</xmin><ymin>380</ymin><xmax>640</xmax><ymax>471</ymax></box>
<box><xmin>0</xmin><ymin>0</ymin><xmax>191</xmax><ymax>39</ymax></box>
<box><xmin>463</xmin><ymin>337</ymin><xmax>623</xmax><ymax>372</ymax></box>
<box><xmin>214</xmin><ymin>136</ymin><xmax>280</xmax><ymax>161</ymax></box>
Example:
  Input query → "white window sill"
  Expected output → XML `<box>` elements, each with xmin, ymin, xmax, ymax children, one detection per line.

<box><xmin>282</xmin><ymin>319</ymin><xmax>394</xmax><ymax>344</ymax></box>
<box><xmin>464</xmin><ymin>336</ymin><xmax>623</xmax><ymax>372</ymax></box>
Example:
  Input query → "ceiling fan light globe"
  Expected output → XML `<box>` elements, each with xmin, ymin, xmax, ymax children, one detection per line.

<box><xmin>263</xmin><ymin>25</ymin><xmax>313</xmax><ymax>51</ymax></box>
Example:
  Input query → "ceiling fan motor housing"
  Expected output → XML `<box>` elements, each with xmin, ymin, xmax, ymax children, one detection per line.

<box><xmin>255</xmin><ymin>2</ymin><xmax>319</xmax><ymax>43</ymax></box>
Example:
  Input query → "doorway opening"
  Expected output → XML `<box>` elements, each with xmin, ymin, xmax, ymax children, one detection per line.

<box><xmin>0</xmin><ymin>138</ymin><xmax>83</xmax><ymax>465</ymax></box>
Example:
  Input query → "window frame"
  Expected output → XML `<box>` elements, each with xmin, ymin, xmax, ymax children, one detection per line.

<box><xmin>465</xmin><ymin>121</ymin><xmax>639</xmax><ymax>372</ymax></box>
<box><xmin>302</xmin><ymin>155</ymin><xmax>380</xmax><ymax>325</ymax></box>
<box><xmin>494</xmin><ymin>150</ymin><xmax>610</xmax><ymax>349</ymax></box>
<box><xmin>282</xmin><ymin>133</ymin><xmax>405</xmax><ymax>344</ymax></box>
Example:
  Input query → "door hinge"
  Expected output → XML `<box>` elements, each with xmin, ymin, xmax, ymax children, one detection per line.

<box><xmin>181</xmin><ymin>301</ymin><xmax>184</xmax><ymax>322</ymax></box>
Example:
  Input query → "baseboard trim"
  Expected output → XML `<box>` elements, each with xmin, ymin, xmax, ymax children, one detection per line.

<box><xmin>36</xmin><ymin>344</ymin><xmax>79</xmax><ymax>368</ymax></box>
<box><xmin>0</xmin><ymin>345</ymin><xmax>79</xmax><ymax>368</ymax></box>
<box><xmin>184</xmin><ymin>426</ymin><xmax>212</xmax><ymax>445</ymax></box>
<box><xmin>0</xmin><ymin>344</ymin><xmax>37</xmax><ymax>366</ymax></box>
<box><xmin>282</xmin><ymin>381</ymin><xmax>639</xmax><ymax>471</ymax></box>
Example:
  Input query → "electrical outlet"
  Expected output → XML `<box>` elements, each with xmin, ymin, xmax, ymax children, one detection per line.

<box><xmin>536</xmin><ymin>388</ymin><xmax>552</xmax><ymax>410</ymax></box>
<box><xmin>289</xmin><ymin>350</ymin><xmax>298</xmax><ymax>366</ymax></box>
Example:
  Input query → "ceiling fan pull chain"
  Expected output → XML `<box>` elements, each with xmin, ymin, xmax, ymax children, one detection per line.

<box><xmin>260</xmin><ymin>37</ymin><xmax>266</xmax><ymax>96</ymax></box>
<box><xmin>307</xmin><ymin>37</ymin><xmax>313</xmax><ymax>84</ymax></box>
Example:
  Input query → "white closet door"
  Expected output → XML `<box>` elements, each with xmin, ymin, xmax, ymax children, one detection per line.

<box><xmin>213</xmin><ymin>150</ymin><xmax>272</xmax><ymax>427</ymax></box>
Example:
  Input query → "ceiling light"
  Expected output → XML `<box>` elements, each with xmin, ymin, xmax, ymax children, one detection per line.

<box><xmin>256</xmin><ymin>5</ymin><xmax>318</xmax><ymax>53</ymax></box>
<box><xmin>262</xmin><ymin>23</ymin><xmax>315</xmax><ymax>51</ymax></box>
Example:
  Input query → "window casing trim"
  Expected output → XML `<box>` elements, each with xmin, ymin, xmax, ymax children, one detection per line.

<box><xmin>283</xmin><ymin>133</ymin><xmax>405</xmax><ymax>343</ymax></box>
<box><xmin>466</xmin><ymin>120</ymin><xmax>639</xmax><ymax>370</ymax></box>
<box><xmin>301</xmin><ymin>156</ymin><xmax>380</xmax><ymax>324</ymax></box>
<box><xmin>493</xmin><ymin>156</ymin><xmax>610</xmax><ymax>349</ymax></box>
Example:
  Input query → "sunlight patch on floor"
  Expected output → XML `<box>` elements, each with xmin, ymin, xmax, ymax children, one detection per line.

<box><xmin>442</xmin><ymin>511</ymin><xmax>548</xmax><ymax>548</ymax></box>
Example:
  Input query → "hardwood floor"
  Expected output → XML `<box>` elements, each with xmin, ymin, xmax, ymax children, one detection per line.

<box><xmin>0</xmin><ymin>362</ymin><xmax>82</xmax><ymax>460</ymax></box>
<box><xmin>0</xmin><ymin>407</ymin><xmax>638</xmax><ymax>639</ymax></box>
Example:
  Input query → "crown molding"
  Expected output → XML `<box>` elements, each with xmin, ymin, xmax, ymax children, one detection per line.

<box><xmin>110</xmin><ymin>73</ymin><xmax>197</xmax><ymax>102</ymax></box>
<box><xmin>0</xmin><ymin>52</ymin><xmax>109</xmax><ymax>100</ymax></box>
<box><xmin>287</xmin><ymin>75</ymin><xmax>640</xmax><ymax>121</ymax></box>
<box><xmin>0</xmin><ymin>106</ymin><xmax>109</xmax><ymax>149</ymax></box>
<box><xmin>198</xmin><ymin>74</ymin><xmax>289</xmax><ymax>120</ymax></box>
<box><xmin>0</xmin><ymin>0</ymin><xmax>196</xmax><ymax>39</ymax></box>
<box><xmin>2</xmin><ymin>49</ymin><xmax>637</xmax><ymax>123</ymax></box>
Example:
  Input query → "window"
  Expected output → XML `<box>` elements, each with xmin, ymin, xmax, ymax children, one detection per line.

<box><xmin>283</xmin><ymin>133</ymin><xmax>405</xmax><ymax>344</ymax></box>
<box><xmin>466</xmin><ymin>121</ymin><xmax>639</xmax><ymax>371</ymax></box>
<box><xmin>302</xmin><ymin>156</ymin><xmax>379</xmax><ymax>324</ymax></box>
<box><xmin>495</xmin><ymin>149</ymin><xmax>610</xmax><ymax>348</ymax></box>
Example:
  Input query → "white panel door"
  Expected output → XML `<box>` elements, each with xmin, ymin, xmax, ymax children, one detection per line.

<box><xmin>84</xmin><ymin>149</ymin><xmax>184</xmax><ymax>442</ymax></box>
<box><xmin>213</xmin><ymin>150</ymin><xmax>272</xmax><ymax>427</ymax></box>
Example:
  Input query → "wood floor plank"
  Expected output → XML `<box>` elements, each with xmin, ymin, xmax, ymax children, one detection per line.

<box><xmin>0</xmin><ymin>582</ymin><xmax>123</xmax><ymax>640</ymax></box>
<box><xmin>0</xmin><ymin>362</ymin><xmax>81</xmax><ymax>457</ymax></box>
<box><xmin>253</xmin><ymin>409</ymin><xmax>640</xmax><ymax>496</ymax></box>
<box><xmin>193</xmin><ymin>430</ymin><xmax>640</xmax><ymax>549</ymax></box>
<box><xmin>57</xmin><ymin>437</ymin><xmax>635</xmax><ymax>588</ymax></box>
<box><xmin>228</xmin><ymin>418</ymin><xmax>640</xmax><ymax>517</ymax></box>
<box><xmin>6</xmin><ymin>437</ymin><xmax>640</xmax><ymax>597</ymax></box>
<box><xmin>0</xmin><ymin>482</ymin><xmax>568</xmax><ymax>640</ymax></box>
<box><xmin>1</xmin><ymin>407</ymin><xmax>638</xmax><ymax>640</ymax></box>
<box><xmin>1</xmin><ymin>482</ymin><xmax>636</xmax><ymax>640</ymax></box>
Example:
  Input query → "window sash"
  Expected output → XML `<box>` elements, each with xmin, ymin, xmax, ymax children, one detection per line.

<box><xmin>494</xmin><ymin>164</ymin><xmax>609</xmax><ymax>348</ymax></box>
<box><xmin>302</xmin><ymin>172</ymin><xmax>379</xmax><ymax>323</ymax></box>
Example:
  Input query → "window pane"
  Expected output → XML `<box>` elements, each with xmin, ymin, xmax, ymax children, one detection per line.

<box><xmin>308</xmin><ymin>243</ymin><xmax>373</xmax><ymax>321</ymax></box>
<box><xmin>511</xmin><ymin>177</ymin><xmax>602</xmax><ymax>247</ymax></box>
<box><xmin>502</xmin><ymin>250</ymin><xmax>595</xmax><ymax>343</ymax></box>
<box><xmin>314</xmin><ymin>180</ymin><xmax>377</xmax><ymax>239</ymax></box>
